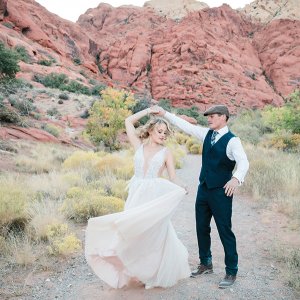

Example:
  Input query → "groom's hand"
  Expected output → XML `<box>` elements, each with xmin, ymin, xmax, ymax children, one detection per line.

<box><xmin>150</xmin><ymin>105</ymin><xmax>166</xmax><ymax>117</ymax></box>
<box><xmin>224</xmin><ymin>177</ymin><xmax>239</xmax><ymax>197</ymax></box>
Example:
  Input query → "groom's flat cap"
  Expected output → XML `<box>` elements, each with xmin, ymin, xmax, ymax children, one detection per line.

<box><xmin>203</xmin><ymin>105</ymin><xmax>230</xmax><ymax>117</ymax></box>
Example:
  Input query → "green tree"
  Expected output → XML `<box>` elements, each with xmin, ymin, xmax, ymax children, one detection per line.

<box><xmin>0</xmin><ymin>43</ymin><xmax>20</xmax><ymax>79</ymax></box>
<box><xmin>262</xmin><ymin>90</ymin><xmax>300</xmax><ymax>134</ymax></box>
<box><xmin>86</xmin><ymin>88</ymin><xmax>135</xmax><ymax>149</ymax></box>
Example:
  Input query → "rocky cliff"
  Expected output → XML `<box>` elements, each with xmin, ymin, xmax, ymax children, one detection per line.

<box><xmin>0</xmin><ymin>0</ymin><xmax>299</xmax><ymax>112</ymax></box>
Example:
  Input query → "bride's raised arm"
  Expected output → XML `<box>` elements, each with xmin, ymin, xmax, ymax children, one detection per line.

<box><xmin>125</xmin><ymin>108</ymin><xmax>151</xmax><ymax>151</ymax></box>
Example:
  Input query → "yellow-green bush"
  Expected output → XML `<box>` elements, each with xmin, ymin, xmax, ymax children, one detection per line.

<box><xmin>62</xmin><ymin>151</ymin><xmax>104</xmax><ymax>170</ymax></box>
<box><xmin>261</xmin><ymin>132</ymin><xmax>300</xmax><ymax>152</ymax></box>
<box><xmin>96</xmin><ymin>154</ymin><xmax>125</xmax><ymax>173</ymax></box>
<box><xmin>174</xmin><ymin>131</ymin><xmax>189</xmax><ymax>145</ymax></box>
<box><xmin>111</xmin><ymin>179</ymin><xmax>128</xmax><ymax>200</ymax></box>
<box><xmin>165</xmin><ymin>140</ymin><xmax>186</xmax><ymax>169</ymax></box>
<box><xmin>189</xmin><ymin>143</ymin><xmax>202</xmax><ymax>154</ymax></box>
<box><xmin>61</xmin><ymin>187</ymin><xmax>124</xmax><ymax>222</ymax></box>
<box><xmin>115</xmin><ymin>163</ymin><xmax>134</xmax><ymax>179</ymax></box>
<box><xmin>0</xmin><ymin>177</ymin><xmax>33</xmax><ymax>228</ymax></box>
<box><xmin>185</xmin><ymin>137</ymin><xmax>203</xmax><ymax>154</ymax></box>
<box><xmin>47</xmin><ymin>233</ymin><xmax>81</xmax><ymax>256</ymax></box>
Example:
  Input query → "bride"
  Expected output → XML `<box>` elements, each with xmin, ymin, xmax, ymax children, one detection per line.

<box><xmin>85</xmin><ymin>107</ymin><xmax>191</xmax><ymax>289</ymax></box>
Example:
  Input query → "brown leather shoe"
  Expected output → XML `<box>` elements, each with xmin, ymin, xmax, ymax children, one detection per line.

<box><xmin>218</xmin><ymin>274</ymin><xmax>236</xmax><ymax>288</ymax></box>
<box><xmin>190</xmin><ymin>263</ymin><xmax>213</xmax><ymax>278</ymax></box>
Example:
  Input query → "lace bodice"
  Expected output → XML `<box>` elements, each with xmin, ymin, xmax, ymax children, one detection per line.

<box><xmin>133</xmin><ymin>144</ymin><xmax>167</xmax><ymax>179</ymax></box>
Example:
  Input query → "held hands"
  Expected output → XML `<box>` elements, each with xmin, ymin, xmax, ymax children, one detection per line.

<box><xmin>148</xmin><ymin>105</ymin><xmax>166</xmax><ymax>117</ymax></box>
<box><xmin>223</xmin><ymin>177</ymin><xmax>239</xmax><ymax>197</ymax></box>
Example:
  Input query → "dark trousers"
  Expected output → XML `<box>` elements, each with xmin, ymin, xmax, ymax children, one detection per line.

<box><xmin>195</xmin><ymin>182</ymin><xmax>238</xmax><ymax>276</ymax></box>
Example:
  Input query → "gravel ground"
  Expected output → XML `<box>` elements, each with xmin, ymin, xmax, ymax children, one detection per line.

<box><xmin>1</xmin><ymin>155</ymin><xmax>299</xmax><ymax>300</ymax></box>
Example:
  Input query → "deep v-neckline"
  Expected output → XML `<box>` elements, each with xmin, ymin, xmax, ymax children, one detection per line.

<box><xmin>141</xmin><ymin>144</ymin><xmax>165</xmax><ymax>177</ymax></box>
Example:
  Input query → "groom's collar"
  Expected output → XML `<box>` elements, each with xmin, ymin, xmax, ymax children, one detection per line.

<box><xmin>214</xmin><ymin>126</ymin><xmax>228</xmax><ymax>136</ymax></box>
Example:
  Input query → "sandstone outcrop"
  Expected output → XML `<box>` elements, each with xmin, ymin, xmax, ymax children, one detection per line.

<box><xmin>144</xmin><ymin>0</ymin><xmax>208</xmax><ymax>20</ymax></box>
<box><xmin>0</xmin><ymin>0</ymin><xmax>299</xmax><ymax>115</ymax></box>
<box><xmin>241</xmin><ymin>0</ymin><xmax>300</xmax><ymax>23</ymax></box>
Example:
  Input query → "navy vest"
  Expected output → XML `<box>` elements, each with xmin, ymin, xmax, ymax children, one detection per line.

<box><xmin>199</xmin><ymin>130</ymin><xmax>236</xmax><ymax>189</ymax></box>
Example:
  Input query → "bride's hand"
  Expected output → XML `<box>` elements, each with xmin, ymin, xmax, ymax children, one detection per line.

<box><xmin>149</xmin><ymin>105</ymin><xmax>166</xmax><ymax>116</ymax></box>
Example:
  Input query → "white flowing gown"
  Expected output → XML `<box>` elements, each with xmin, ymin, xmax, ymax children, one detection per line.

<box><xmin>85</xmin><ymin>144</ymin><xmax>191</xmax><ymax>289</ymax></box>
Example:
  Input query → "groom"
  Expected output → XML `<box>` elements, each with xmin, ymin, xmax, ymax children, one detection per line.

<box><xmin>155</xmin><ymin>104</ymin><xmax>249</xmax><ymax>288</ymax></box>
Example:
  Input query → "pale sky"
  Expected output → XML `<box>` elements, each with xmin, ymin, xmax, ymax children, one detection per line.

<box><xmin>35</xmin><ymin>0</ymin><xmax>254</xmax><ymax>22</ymax></box>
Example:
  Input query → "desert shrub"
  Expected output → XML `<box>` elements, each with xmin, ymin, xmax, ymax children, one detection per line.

<box><xmin>60</xmin><ymin>80</ymin><xmax>91</xmax><ymax>95</ymax></box>
<box><xmin>6</xmin><ymin>234</ymin><xmax>37</xmax><ymax>265</ymax></box>
<box><xmin>58</xmin><ymin>93</ymin><xmax>69</xmax><ymax>100</ymax></box>
<box><xmin>0</xmin><ymin>102</ymin><xmax>23</xmax><ymax>125</ymax></box>
<box><xmin>37</xmin><ymin>59</ymin><xmax>52</xmax><ymax>66</ymax></box>
<box><xmin>261</xmin><ymin>132</ymin><xmax>300</xmax><ymax>152</ymax></box>
<box><xmin>80</xmin><ymin>109</ymin><xmax>90</xmax><ymax>119</ymax></box>
<box><xmin>0</xmin><ymin>43</ymin><xmax>20</xmax><ymax>79</ymax></box>
<box><xmin>41</xmin><ymin>123</ymin><xmax>60</xmax><ymax>137</ymax></box>
<box><xmin>2</xmin><ymin>22</ymin><xmax>14</xmax><ymax>29</ymax></box>
<box><xmin>90</xmin><ymin>83</ymin><xmax>107</xmax><ymax>96</ymax></box>
<box><xmin>189</xmin><ymin>143</ymin><xmax>202</xmax><ymax>154</ymax></box>
<box><xmin>95</xmin><ymin>154</ymin><xmax>126</xmax><ymax>174</ymax></box>
<box><xmin>243</xmin><ymin>144</ymin><xmax>300</xmax><ymax>220</ymax></box>
<box><xmin>61</xmin><ymin>187</ymin><xmax>124</xmax><ymax>222</ymax></box>
<box><xmin>111</xmin><ymin>179</ymin><xmax>128</xmax><ymax>200</ymax></box>
<box><xmin>48</xmin><ymin>233</ymin><xmax>81</xmax><ymax>256</ymax></box>
<box><xmin>8</xmin><ymin>97</ymin><xmax>35</xmax><ymax>116</ymax></box>
<box><xmin>0</xmin><ymin>177</ymin><xmax>33</xmax><ymax>229</ymax></box>
<box><xmin>15</xmin><ymin>143</ymin><xmax>72</xmax><ymax>174</ymax></box>
<box><xmin>0</xmin><ymin>78</ymin><xmax>32</xmax><ymax>97</ymax></box>
<box><xmin>34</xmin><ymin>72</ymin><xmax>69</xmax><ymax>89</ymax></box>
<box><xmin>165</xmin><ymin>138</ymin><xmax>186</xmax><ymax>169</ymax></box>
<box><xmin>186</xmin><ymin>137</ymin><xmax>203</xmax><ymax>154</ymax></box>
<box><xmin>115</xmin><ymin>162</ymin><xmax>134</xmax><ymax>179</ymax></box>
<box><xmin>158</xmin><ymin>98</ymin><xmax>172</xmax><ymax>111</ymax></box>
<box><xmin>73</xmin><ymin>58</ymin><xmax>81</xmax><ymax>65</ymax></box>
<box><xmin>14</xmin><ymin>45</ymin><xmax>31</xmax><ymax>63</ymax></box>
<box><xmin>62</xmin><ymin>151</ymin><xmax>104</xmax><ymax>171</ymax></box>
<box><xmin>174</xmin><ymin>131</ymin><xmax>189</xmax><ymax>145</ymax></box>
<box><xmin>46</xmin><ymin>107</ymin><xmax>59</xmax><ymax>116</ymax></box>
<box><xmin>130</xmin><ymin>97</ymin><xmax>151</xmax><ymax>125</ymax></box>
<box><xmin>230</xmin><ymin>109</ymin><xmax>270</xmax><ymax>144</ymax></box>
<box><xmin>86</xmin><ymin>87</ymin><xmax>135</xmax><ymax>149</ymax></box>
<box><xmin>27</xmin><ymin>201</ymin><xmax>67</xmax><ymax>241</ymax></box>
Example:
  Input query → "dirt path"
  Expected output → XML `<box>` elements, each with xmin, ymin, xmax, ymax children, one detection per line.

<box><xmin>28</xmin><ymin>155</ymin><xmax>298</xmax><ymax>300</ymax></box>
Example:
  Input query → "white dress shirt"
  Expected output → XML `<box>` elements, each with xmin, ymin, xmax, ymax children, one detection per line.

<box><xmin>165</xmin><ymin>112</ymin><xmax>249</xmax><ymax>183</ymax></box>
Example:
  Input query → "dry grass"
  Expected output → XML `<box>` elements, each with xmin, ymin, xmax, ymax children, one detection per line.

<box><xmin>61</xmin><ymin>186</ymin><xmax>124</xmax><ymax>222</ymax></box>
<box><xmin>0</xmin><ymin>174</ymin><xmax>33</xmax><ymax>229</ymax></box>
<box><xmin>14</xmin><ymin>141</ymin><xmax>74</xmax><ymax>174</ymax></box>
<box><xmin>6</xmin><ymin>234</ymin><xmax>38</xmax><ymax>266</ymax></box>
<box><xmin>243</xmin><ymin>144</ymin><xmax>300</xmax><ymax>221</ymax></box>
<box><xmin>27</xmin><ymin>200</ymin><xmax>67</xmax><ymax>241</ymax></box>
<box><xmin>272</xmin><ymin>244</ymin><xmax>300</xmax><ymax>291</ymax></box>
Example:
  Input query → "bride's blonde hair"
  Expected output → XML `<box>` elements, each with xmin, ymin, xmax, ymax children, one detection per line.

<box><xmin>138</xmin><ymin>117</ymin><xmax>172</xmax><ymax>140</ymax></box>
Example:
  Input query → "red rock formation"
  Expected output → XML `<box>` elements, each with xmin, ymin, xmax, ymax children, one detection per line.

<box><xmin>253</xmin><ymin>19</ymin><xmax>300</xmax><ymax>96</ymax></box>
<box><xmin>0</xmin><ymin>0</ymin><xmax>299</xmax><ymax>115</ymax></box>
<box><xmin>0</xmin><ymin>126</ymin><xmax>60</xmax><ymax>142</ymax></box>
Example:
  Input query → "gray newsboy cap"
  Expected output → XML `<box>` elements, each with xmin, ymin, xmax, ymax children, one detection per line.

<box><xmin>203</xmin><ymin>105</ymin><xmax>230</xmax><ymax>118</ymax></box>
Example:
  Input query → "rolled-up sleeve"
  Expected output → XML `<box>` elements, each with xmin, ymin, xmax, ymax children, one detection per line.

<box><xmin>228</xmin><ymin>137</ymin><xmax>249</xmax><ymax>183</ymax></box>
<box><xmin>165</xmin><ymin>112</ymin><xmax>208</xmax><ymax>142</ymax></box>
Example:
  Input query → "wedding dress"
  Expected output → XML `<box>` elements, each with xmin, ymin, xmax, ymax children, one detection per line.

<box><xmin>85</xmin><ymin>144</ymin><xmax>191</xmax><ymax>289</ymax></box>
